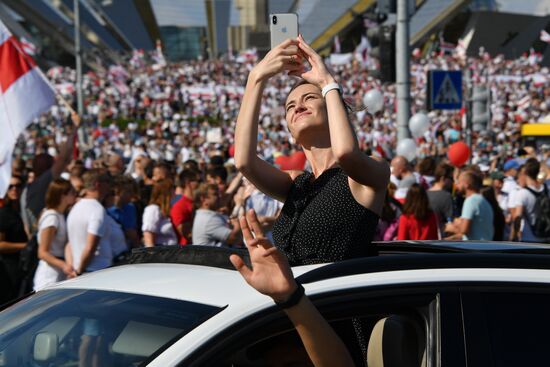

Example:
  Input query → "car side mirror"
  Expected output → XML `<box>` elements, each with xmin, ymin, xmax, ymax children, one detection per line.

<box><xmin>33</xmin><ymin>332</ymin><xmax>58</xmax><ymax>362</ymax></box>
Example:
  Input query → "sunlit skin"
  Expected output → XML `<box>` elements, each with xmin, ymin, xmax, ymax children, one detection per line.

<box><xmin>284</xmin><ymin>85</ymin><xmax>330</xmax><ymax>147</ymax></box>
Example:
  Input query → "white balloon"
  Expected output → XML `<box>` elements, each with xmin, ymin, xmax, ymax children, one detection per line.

<box><xmin>408</xmin><ymin>112</ymin><xmax>430</xmax><ymax>138</ymax></box>
<box><xmin>362</xmin><ymin>89</ymin><xmax>384</xmax><ymax>113</ymax></box>
<box><xmin>396</xmin><ymin>138</ymin><xmax>417</xmax><ymax>162</ymax></box>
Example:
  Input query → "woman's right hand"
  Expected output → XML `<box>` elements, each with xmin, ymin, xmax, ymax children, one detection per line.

<box><xmin>250</xmin><ymin>39</ymin><xmax>303</xmax><ymax>82</ymax></box>
<box><xmin>63</xmin><ymin>263</ymin><xmax>77</xmax><ymax>278</ymax></box>
<box><xmin>230</xmin><ymin>209</ymin><xmax>297</xmax><ymax>303</ymax></box>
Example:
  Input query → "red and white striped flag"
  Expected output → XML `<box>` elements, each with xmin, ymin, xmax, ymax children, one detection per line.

<box><xmin>0</xmin><ymin>20</ymin><xmax>55</xmax><ymax>197</ymax></box>
<box><xmin>20</xmin><ymin>37</ymin><xmax>37</xmax><ymax>55</ymax></box>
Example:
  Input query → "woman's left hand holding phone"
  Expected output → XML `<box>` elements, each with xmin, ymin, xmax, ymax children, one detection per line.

<box><xmin>249</xmin><ymin>39</ymin><xmax>303</xmax><ymax>83</ymax></box>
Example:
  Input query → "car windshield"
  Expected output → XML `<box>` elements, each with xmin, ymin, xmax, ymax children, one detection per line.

<box><xmin>0</xmin><ymin>289</ymin><xmax>222</xmax><ymax>366</ymax></box>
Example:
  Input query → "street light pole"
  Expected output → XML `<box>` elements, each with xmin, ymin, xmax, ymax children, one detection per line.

<box><xmin>396</xmin><ymin>0</ymin><xmax>411</xmax><ymax>142</ymax></box>
<box><xmin>74</xmin><ymin>0</ymin><xmax>83</xmax><ymax>115</ymax></box>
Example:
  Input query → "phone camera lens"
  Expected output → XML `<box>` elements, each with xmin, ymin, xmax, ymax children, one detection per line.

<box><xmin>272</xmin><ymin>15</ymin><xmax>277</xmax><ymax>25</ymax></box>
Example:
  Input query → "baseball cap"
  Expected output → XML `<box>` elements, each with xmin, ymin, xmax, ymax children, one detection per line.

<box><xmin>490</xmin><ymin>171</ymin><xmax>505</xmax><ymax>180</ymax></box>
<box><xmin>503</xmin><ymin>159</ymin><xmax>520</xmax><ymax>172</ymax></box>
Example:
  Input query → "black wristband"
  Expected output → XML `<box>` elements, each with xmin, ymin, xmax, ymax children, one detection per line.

<box><xmin>275</xmin><ymin>282</ymin><xmax>305</xmax><ymax>309</ymax></box>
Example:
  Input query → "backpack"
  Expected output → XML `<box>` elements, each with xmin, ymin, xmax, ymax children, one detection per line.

<box><xmin>17</xmin><ymin>234</ymin><xmax>39</xmax><ymax>296</ymax></box>
<box><xmin>525</xmin><ymin>186</ymin><xmax>550</xmax><ymax>240</ymax></box>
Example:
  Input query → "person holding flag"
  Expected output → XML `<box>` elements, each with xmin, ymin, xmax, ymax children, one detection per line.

<box><xmin>0</xmin><ymin>19</ymin><xmax>80</xmax><ymax>300</ymax></box>
<box><xmin>0</xmin><ymin>19</ymin><xmax>56</xmax><ymax>197</ymax></box>
<box><xmin>0</xmin><ymin>19</ymin><xmax>80</xmax><ymax>234</ymax></box>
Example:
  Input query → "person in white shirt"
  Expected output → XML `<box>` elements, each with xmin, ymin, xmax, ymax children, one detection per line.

<box><xmin>33</xmin><ymin>179</ymin><xmax>77</xmax><ymax>290</ymax></box>
<box><xmin>242</xmin><ymin>179</ymin><xmax>282</xmax><ymax>242</ymax></box>
<box><xmin>501</xmin><ymin>159</ymin><xmax>520</xmax><ymax>195</ymax></box>
<box><xmin>142</xmin><ymin>179</ymin><xmax>178</xmax><ymax>246</ymax></box>
<box><xmin>508</xmin><ymin>166</ymin><xmax>526</xmax><ymax>241</ymax></box>
<box><xmin>513</xmin><ymin>159</ymin><xmax>549</xmax><ymax>243</ymax></box>
<box><xmin>67</xmin><ymin>170</ymin><xmax>112</xmax><ymax>274</ymax></box>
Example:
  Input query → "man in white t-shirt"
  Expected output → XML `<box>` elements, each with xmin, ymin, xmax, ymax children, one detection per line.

<box><xmin>508</xmin><ymin>165</ymin><xmax>526</xmax><ymax>241</ymax></box>
<box><xmin>67</xmin><ymin>170</ymin><xmax>112</xmax><ymax>274</ymax></box>
<box><xmin>501</xmin><ymin>159</ymin><xmax>520</xmax><ymax>195</ymax></box>
<box><xmin>513</xmin><ymin>159</ymin><xmax>549</xmax><ymax>243</ymax></box>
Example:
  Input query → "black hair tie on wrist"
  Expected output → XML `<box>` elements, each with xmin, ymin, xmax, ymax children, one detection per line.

<box><xmin>275</xmin><ymin>282</ymin><xmax>305</xmax><ymax>309</ymax></box>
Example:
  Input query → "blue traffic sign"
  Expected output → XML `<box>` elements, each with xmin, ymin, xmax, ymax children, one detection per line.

<box><xmin>428</xmin><ymin>70</ymin><xmax>462</xmax><ymax>110</ymax></box>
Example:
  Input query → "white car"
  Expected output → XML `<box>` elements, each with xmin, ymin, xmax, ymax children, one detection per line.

<box><xmin>1</xmin><ymin>241</ymin><xmax>550</xmax><ymax>367</ymax></box>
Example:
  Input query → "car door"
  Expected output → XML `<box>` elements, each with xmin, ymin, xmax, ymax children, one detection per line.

<box><xmin>460</xmin><ymin>283</ymin><xmax>550</xmax><ymax>367</ymax></box>
<box><xmin>180</xmin><ymin>284</ymin><xmax>465</xmax><ymax>367</ymax></box>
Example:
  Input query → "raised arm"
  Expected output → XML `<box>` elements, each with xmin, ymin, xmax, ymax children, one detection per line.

<box><xmin>234</xmin><ymin>39</ymin><xmax>302</xmax><ymax>202</ymax></box>
<box><xmin>230</xmin><ymin>210</ymin><xmax>355</xmax><ymax>367</ymax></box>
<box><xmin>295</xmin><ymin>36</ymin><xmax>390</xmax><ymax>210</ymax></box>
<box><xmin>52</xmin><ymin>112</ymin><xmax>80</xmax><ymax>178</ymax></box>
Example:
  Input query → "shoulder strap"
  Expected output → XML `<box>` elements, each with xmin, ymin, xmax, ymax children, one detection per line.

<box><xmin>525</xmin><ymin>186</ymin><xmax>541</xmax><ymax>197</ymax></box>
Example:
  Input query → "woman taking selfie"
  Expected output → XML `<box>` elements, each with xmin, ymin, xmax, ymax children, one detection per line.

<box><xmin>235</xmin><ymin>36</ymin><xmax>389</xmax><ymax>266</ymax></box>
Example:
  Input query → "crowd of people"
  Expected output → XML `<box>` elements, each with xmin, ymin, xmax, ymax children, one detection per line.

<box><xmin>1</xmin><ymin>42</ymin><xmax>550</xmax><ymax>306</ymax></box>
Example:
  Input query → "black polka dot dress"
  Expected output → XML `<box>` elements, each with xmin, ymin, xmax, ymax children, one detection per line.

<box><xmin>272</xmin><ymin>167</ymin><xmax>380</xmax><ymax>266</ymax></box>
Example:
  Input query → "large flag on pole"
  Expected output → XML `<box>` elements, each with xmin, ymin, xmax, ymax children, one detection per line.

<box><xmin>0</xmin><ymin>20</ymin><xmax>55</xmax><ymax>197</ymax></box>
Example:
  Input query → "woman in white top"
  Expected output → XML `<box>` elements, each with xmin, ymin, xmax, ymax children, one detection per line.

<box><xmin>142</xmin><ymin>179</ymin><xmax>178</xmax><ymax>246</ymax></box>
<box><xmin>33</xmin><ymin>179</ymin><xmax>77</xmax><ymax>290</ymax></box>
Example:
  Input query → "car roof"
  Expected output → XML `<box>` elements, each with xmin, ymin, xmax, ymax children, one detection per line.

<box><xmin>43</xmin><ymin>243</ymin><xmax>550</xmax><ymax>306</ymax></box>
<box><xmin>375</xmin><ymin>240</ymin><xmax>550</xmax><ymax>253</ymax></box>
<box><xmin>47</xmin><ymin>262</ymin><xmax>322</xmax><ymax>307</ymax></box>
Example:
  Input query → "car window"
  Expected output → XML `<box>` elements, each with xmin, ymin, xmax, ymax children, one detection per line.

<box><xmin>0</xmin><ymin>289</ymin><xmax>222</xmax><ymax>367</ymax></box>
<box><xmin>462</xmin><ymin>288</ymin><xmax>550</xmax><ymax>367</ymax></box>
<box><xmin>185</xmin><ymin>289</ymin><xmax>443</xmax><ymax>367</ymax></box>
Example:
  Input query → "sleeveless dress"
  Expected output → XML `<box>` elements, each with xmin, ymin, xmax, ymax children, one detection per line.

<box><xmin>33</xmin><ymin>210</ymin><xmax>68</xmax><ymax>290</ymax></box>
<box><xmin>272</xmin><ymin>167</ymin><xmax>380</xmax><ymax>266</ymax></box>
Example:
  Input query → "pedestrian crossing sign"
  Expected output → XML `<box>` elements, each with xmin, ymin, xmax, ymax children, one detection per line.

<box><xmin>427</xmin><ymin>70</ymin><xmax>462</xmax><ymax>110</ymax></box>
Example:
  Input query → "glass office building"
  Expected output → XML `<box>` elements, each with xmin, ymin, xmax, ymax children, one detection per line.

<box><xmin>160</xmin><ymin>26</ymin><xmax>206</xmax><ymax>60</ymax></box>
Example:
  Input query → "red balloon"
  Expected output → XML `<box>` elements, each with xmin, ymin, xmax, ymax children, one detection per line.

<box><xmin>448</xmin><ymin>141</ymin><xmax>470</xmax><ymax>167</ymax></box>
<box><xmin>275</xmin><ymin>151</ymin><xmax>307</xmax><ymax>171</ymax></box>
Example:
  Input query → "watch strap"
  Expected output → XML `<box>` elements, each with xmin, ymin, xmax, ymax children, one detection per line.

<box><xmin>275</xmin><ymin>282</ymin><xmax>305</xmax><ymax>309</ymax></box>
<box><xmin>321</xmin><ymin>82</ymin><xmax>341</xmax><ymax>98</ymax></box>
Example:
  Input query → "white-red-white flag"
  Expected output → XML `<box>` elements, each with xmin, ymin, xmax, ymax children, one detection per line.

<box><xmin>540</xmin><ymin>30</ymin><xmax>550</xmax><ymax>43</ymax></box>
<box><xmin>20</xmin><ymin>37</ymin><xmax>37</xmax><ymax>55</ymax></box>
<box><xmin>0</xmin><ymin>20</ymin><xmax>55</xmax><ymax>197</ymax></box>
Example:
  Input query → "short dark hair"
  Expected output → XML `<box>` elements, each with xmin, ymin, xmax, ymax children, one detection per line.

<box><xmin>418</xmin><ymin>157</ymin><xmax>436</xmax><ymax>176</ymax></box>
<box><xmin>434</xmin><ymin>163</ymin><xmax>453</xmax><ymax>182</ymax></box>
<box><xmin>82</xmin><ymin>169</ymin><xmax>111</xmax><ymax>190</ymax></box>
<box><xmin>209</xmin><ymin>155</ymin><xmax>225</xmax><ymax>167</ymax></box>
<box><xmin>207</xmin><ymin>166</ymin><xmax>228</xmax><ymax>183</ymax></box>
<box><xmin>193</xmin><ymin>183</ymin><xmax>218</xmax><ymax>209</ymax></box>
<box><xmin>178</xmin><ymin>169</ymin><xmax>200</xmax><ymax>187</ymax></box>
<box><xmin>462</xmin><ymin>170</ymin><xmax>483</xmax><ymax>191</ymax></box>
<box><xmin>524</xmin><ymin>158</ymin><xmax>540</xmax><ymax>180</ymax></box>
<box><xmin>183</xmin><ymin>159</ymin><xmax>199</xmax><ymax>172</ymax></box>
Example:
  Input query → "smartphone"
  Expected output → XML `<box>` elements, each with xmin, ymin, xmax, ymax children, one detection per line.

<box><xmin>269</xmin><ymin>13</ymin><xmax>299</xmax><ymax>49</ymax></box>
